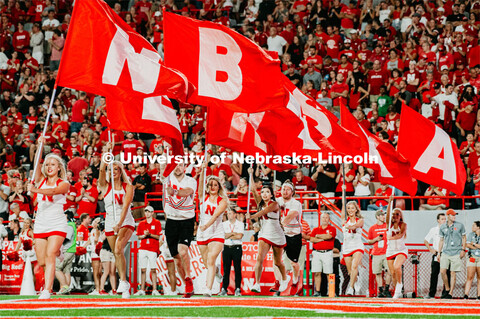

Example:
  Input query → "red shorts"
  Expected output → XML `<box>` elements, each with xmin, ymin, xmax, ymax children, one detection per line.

<box><xmin>387</xmin><ymin>253</ymin><xmax>407</xmax><ymax>260</ymax></box>
<box><xmin>343</xmin><ymin>249</ymin><xmax>364</xmax><ymax>257</ymax></box>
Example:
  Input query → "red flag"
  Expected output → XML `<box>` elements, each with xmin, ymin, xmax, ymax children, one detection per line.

<box><xmin>206</xmin><ymin>109</ymin><xmax>295</xmax><ymax>171</ymax></box>
<box><xmin>107</xmin><ymin>95</ymin><xmax>183</xmax><ymax>177</ymax></box>
<box><xmin>56</xmin><ymin>0</ymin><xmax>192</xmax><ymax>101</ymax></box>
<box><xmin>163</xmin><ymin>11</ymin><xmax>287</xmax><ymax>113</ymax></box>
<box><xmin>341</xmin><ymin>105</ymin><xmax>418</xmax><ymax>196</ymax></box>
<box><xmin>397</xmin><ymin>105</ymin><xmax>466</xmax><ymax>195</ymax></box>
<box><xmin>283</xmin><ymin>79</ymin><xmax>362</xmax><ymax>157</ymax></box>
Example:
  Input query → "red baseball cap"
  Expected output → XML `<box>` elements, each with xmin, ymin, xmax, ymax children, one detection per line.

<box><xmin>3</xmin><ymin>162</ymin><xmax>12</xmax><ymax>168</ymax></box>
<box><xmin>446</xmin><ymin>209</ymin><xmax>457</xmax><ymax>216</ymax></box>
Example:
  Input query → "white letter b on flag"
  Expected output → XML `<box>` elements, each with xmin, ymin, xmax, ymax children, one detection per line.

<box><xmin>198</xmin><ymin>27</ymin><xmax>242</xmax><ymax>100</ymax></box>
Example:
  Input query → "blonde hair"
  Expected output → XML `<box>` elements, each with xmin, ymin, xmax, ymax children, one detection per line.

<box><xmin>205</xmin><ymin>175</ymin><xmax>229</xmax><ymax>202</ymax></box>
<box><xmin>41</xmin><ymin>153</ymin><xmax>66</xmax><ymax>179</ymax></box>
<box><xmin>106</xmin><ymin>161</ymin><xmax>131</xmax><ymax>185</ymax></box>
<box><xmin>346</xmin><ymin>200</ymin><xmax>363</xmax><ymax>219</ymax></box>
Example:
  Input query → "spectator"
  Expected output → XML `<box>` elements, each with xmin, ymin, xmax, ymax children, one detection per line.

<box><xmin>8</xmin><ymin>202</ymin><xmax>29</xmax><ymax>228</ymax></box>
<box><xmin>135</xmin><ymin>206</ymin><xmax>162</xmax><ymax>296</ymax></box>
<box><xmin>438</xmin><ymin>209</ymin><xmax>466</xmax><ymax>299</ymax></box>
<box><xmin>420</xmin><ymin>185</ymin><xmax>448</xmax><ymax>210</ymax></box>
<box><xmin>353</xmin><ymin>165</ymin><xmax>371</xmax><ymax>210</ymax></box>
<box><xmin>48</xmin><ymin>29</ymin><xmax>64</xmax><ymax>71</ymax></box>
<box><xmin>55</xmin><ymin>211</ymin><xmax>77</xmax><ymax>295</ymax></box>
<box><xmin>76</xmin><ymin>175</ymin><xmax>98</xmax><ymax>218</ymax></box>
<box><xmin>424</xmin><ymin>213</ymin><xmax>448</xmax><ymax>299</ymax></box>
<box><xmin>132</xmin><ymin>163</ymin><xmax>151</xmax><ymax>219</ymax></box>
<box><xmin>310</xmin><ymin>212</ymin><xmax>336</xmax><ymax>297</ymax></box>
<box><xmin>367</xmin><ymin>184</ymin><xmax>392</xmax><ymax>211</ymax></box>
<box><xmin>219</xmin><ymin>209</ymin><xmax>244</xmax><ymax>296</ymax></box>
<box><xmin>464</xmin><ymin>220</ymin><xmax>480</xmax><ymax>299</ymax></box>
<box><xmin>71</xmin><ymin>92</ymin><xmax>88</xmax><ymax>133</ymax></box>
<box><xmin>367</xmin><ymin>210</ymin><xmax>391</xmax><ymax>297</ymax></box>
<box><xmin>0</xmin><ymin>179</ymin><xmax>10</xmax><ymax>221</ymax></box>
<box><xmin>267</xmin><ymin>26</ymin><xmax>288</xmax><ymax>57</ymax></box>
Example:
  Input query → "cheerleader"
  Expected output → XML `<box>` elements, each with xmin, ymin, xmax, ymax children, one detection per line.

<box><xmin>98</xmin><ymin>143</ymin><xmax>135</xmax><ymax>298</ymax></box>
<box><xmin>28</xmin><ymin>139</ymin><xmax>70</xmax><ymax>299</ymax></box>
<box><xmin>386</xmin><ymin>195</ymin><xmax>408</xmax><ymax>299</ymax></box>
<box><xmin>15</xmin><ymin>218</ymin><xmax>39</xmax><ymax>288</ymax></box>
<box><xmin>246</xmin><ymin>168</ymin><xmax>289</xmax><ymax>294</ymax></box>
<box><xmin>197</xmin><ymin>170</ymin><xmax>228</xmax><ymax>297</ymax></box>
<box><xmin>341</xmin><ymin>199</ymin><xmax>365</xmax><ymax>296</ymax></box>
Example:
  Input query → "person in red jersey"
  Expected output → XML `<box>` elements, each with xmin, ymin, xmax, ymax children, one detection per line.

<box><xmin>367</xmin><ymin>210</ymin><xmax>391</xmax><ymax>297</ymax></box>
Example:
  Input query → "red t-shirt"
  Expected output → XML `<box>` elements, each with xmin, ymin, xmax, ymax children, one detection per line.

<box><xmin>64</xmin><ymin>184</ymin><xmax>78</xmax><ymax>211</ymax></box>
<box><xmin>122</xmin><ymin>139</ymin><xmax>143</xmax><ymax>157</ymax></box>
<box><xmin>77</xmin><ymin>224</ymin><xmax>89</xmax><ymax>242</ymax></box>
<box><xmin>77</xmin><ymin>187</ymin><xmax>99</xmax><ymax>218</ymax></box>
<box><xmin>368</xmin><ymin>69</ymin><xmax>388</xmax><ymax>95</ymax></box>
<box><xmin>137</xmin><ymin>219</ymin><xmax>162</xmax><ymax>252</ymax></box>
<box><xmin>71</xmin><ymin>100</ymin><xmax>88</xmax><ymax>123</ymax></box>
<box><xmin>323</xmin><ymin>34</ymin><xmax>342</xmax><ymax>60</ymax></box>
<box><xmin>310</xmin><ymin>225</ymin><xmax>336</xmax><ymax>250</ymax></box>
<box><xmin>335</xmin><ymin>169</ymin><xmax>355</xmax><ymax>193</ymax></box>
<box><xmin>368</xmin><ymin>223</ymin><xmax>387</xmax><ymax>255</ymax></box>
<box><xmin>292</xmin><ymin>176</ymin><xmax>316</xmax><ymax>191</ymax></box>
<box><xmin>374</xmin><ymin>187</ymin><xmax>393</xmax><ymax>207</ymax></box>
<box><xmin>456</xmin><ymin>111</ymin><xmax>476</xmax><ymax>131</ymax></box>
<box><xmin>330</xmin><ymin>82</ymin><xmax>349</xmax><ymax>106</ymax></box>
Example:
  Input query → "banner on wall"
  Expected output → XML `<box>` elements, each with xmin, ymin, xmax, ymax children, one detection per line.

<box><xmin>0</xmin><ymin>241</ymin><xmax>24</xmax><ymax>294</ymax></box>
<box><xmin>155</xmin><ymin>242</ymin><xmax>293</xmax><ymax>296</ymax></box>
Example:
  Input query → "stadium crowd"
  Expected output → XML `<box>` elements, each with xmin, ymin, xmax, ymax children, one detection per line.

<box><xmin>0</xmin><ymin>0</ymin><xmax>479</xmax><ymax>300</ymax></box>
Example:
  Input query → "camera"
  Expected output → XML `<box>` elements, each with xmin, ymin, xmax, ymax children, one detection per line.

<box><xmin>411</xmin><ymin>254</ymin><xmax>419</xmax><ymax>265</ymax></box>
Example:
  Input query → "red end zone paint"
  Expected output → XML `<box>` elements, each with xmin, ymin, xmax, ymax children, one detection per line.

<box><xmin>1</xmin><ymin>298</ymin><xmax>479</xmax><ymax>316</ymax></box>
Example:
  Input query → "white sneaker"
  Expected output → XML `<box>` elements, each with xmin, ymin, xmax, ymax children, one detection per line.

<box><xmin>152</xmin><ymin>290</ymin><xmax>161</xmax><ymax>296</ymax></box>
<box><xmin>346</xmin><ymin>286</ymin><xmax>354</xmax><ymax>296</ymax></box>
<box><xmin>38</xmin><ymin>290</ymin><xmax>50</xmax><ymax>299</ymax></box>
<box><xmin>122</xmin><ymin>290</ymin><xmax>130</xmax><ymax>299</ymax></box>
<box><xmin>235</xmin><ymin>288</ymin><xmax>242</xmax><ymax>296</ymax></box>
<box><xmin>393</xmin><ymin>284</ymin><xmax>403</xmax><ymax>299</ymax></box>
<box><xmin>117</xmin><ymin>281</ymin><xmax>130</xmax><ymax>294</ymax></box>
<box><xmin>134</xmin><ymin>289</ymin><xmax>145</xmax><ymax>296</ymax></box>
<box><xmin>108</xmin><ymin>290</ymin><xmax>116</xmax><ymax>296</ymax></box>
<box><xmin>164</xmin><ymin>290</ymin><xmax>177</xmax><ymax>296</ymax></box>
<box><xmin>203</xmin><ymin>289</ymin><xmax>212</xmax><ymax>297</ymax></box>
<box><xmin>251</xmin><ymin>283</ymin><xmax>261</xmax><ymax>293</ymax></box>
<box><xmin>279</xmin><ymin>279</ymin><xmax>289</xmax><ymax>292</ymax></box>
<box><xmin>215</xmin><ymin>267</ymin><xmax>223</xmax><ymax>283</ymax></box>
<box><xmin>88</xmin><ymin>290</ymin><xmax>100</xmax><ymax>296</ymax></box>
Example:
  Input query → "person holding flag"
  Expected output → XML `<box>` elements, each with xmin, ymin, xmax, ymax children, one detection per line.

<box><xmin>97</xmin><ymin>142</ymin><xmax>135</xmax><ymax>298</ymax></box>
<box><xmin>27</xmin><ymin>139</ymin><xmax>70</xmax><ymax>299</ymax></box>
<box><xmin>385</xmin><ymin>194</ymin><xmax>408</xmax><ymax>299</ymax></box>
<box><xmin>246</xmin><ymin>168</ymin><xmax>289</xmax><ymax>294</ymax></box>
<box><xmin>340</xmin><ymin>198</ymin><xmax>364</xmax><ymax>296</ymax></box>
<box><xmin>197</xmin><ymin>170</ymin><xmax>229</xmax><ymax>297</ymax></box>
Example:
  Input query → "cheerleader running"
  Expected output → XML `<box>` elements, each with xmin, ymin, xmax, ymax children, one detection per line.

<box><xmin>28</xmin><ymin>139</ymin><xmax>70</xmax><ymax>299</ymax></box>
<box><xmin>246</xmin><ymin>167</ymin><xmax>289</xmax><ymax>294</ymax></box>
<box><xmin>98</xmin><ymin>143</ymin><xmax>135</xmax><ymax>298</ymax></box>
<box><xmin>197</xmin><ymin>171</ymin><xmax>228</xmax><ymax>297</ymax></box>
<box><xmin>386</xmin><ymin>195</ymin><xmax>408</xmax><ymax>299</ymax></box>
<box><xmin>341</xmin><ymin>199</ymin><xmax>365</xmax><ymax>296</ymax></box>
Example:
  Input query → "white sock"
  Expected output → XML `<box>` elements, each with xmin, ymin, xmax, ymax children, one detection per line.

<box><xmin>292</xmin><ymin>275</ymin><xmax>298</xmax><ymax>284</ymax></box>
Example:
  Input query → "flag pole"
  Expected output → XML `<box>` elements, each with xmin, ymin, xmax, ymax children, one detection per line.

<box><xmin>30</xmin><ymin>86</ymin><xmax>58</xmax><ymax>183</ymax></box>
<box><xmin>387</xmin><ymin>187</ymin><xmax>397</xmax><ymax>233</ymax></box>
<box><xmin>246</xmin><ymin>163</ymin><xmax>253</xmax><ymax>230</ymax></box>
<box><xmin>108</xmin><ymin>129</ymin><xmax>117</xmax><ymax>227</ymax></box>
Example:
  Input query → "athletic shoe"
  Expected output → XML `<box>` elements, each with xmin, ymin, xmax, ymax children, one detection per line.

<box><xmin>464</xmin><ymin>295</ymin><xmax>469</xmax><ymax>299</ymax></box>
<box><xmin>377</xmin><ymin>287</ymin><xmax>385</xmax><ymax>298</ymax></box>
<box><xmin>289</xmin><ymin>282</ymin><xmax>299</xmax><ymax>296</ymax></box>
<box><xmin>279</xmin><ymin>278</ymin><xmax>289</xmax><ymax>293</ymax></box>
<box><xmin>393</xmin><ymin>284</ymin><xmax>403</xmax><ymax>299</ymax></box>
<box><xmin>184</xmin><ymin>277</ymin><xmax>194</xmax><ymax>295</ymax></box>
<box><xmin>346</xmin><ymin>286</ymin><xmax>354</xmax><ymax>296</ymax></box>
<box><xmin>235</xmin><ymin>288</ymin><xmax>242</xmax><ymax>297</ymax></box>
<box><xmin>108</xmin><ymin>290</ymin><xmax>116</xmax><ymax>296</ymax></box>
<box><xmin>423</xmin><ymin>295</ymin><xmax>434</xmax><ymax>299</ymax></box>
<box><xmin>164</xmin><ymin>290</ymin><xmax>177</xmax><ymax>296</ymax></box>
<box><xmin>152</xmin><ymin>290</ymin><xmax>161</xmax><ymax>296</ymax></box>
<box><xmin>251</xmin><ymin>283</ymin><xmax>261</xmax><ymax>293</ymax></box>
<box><xmin>218</xmin><ymin>288</ymin><xmax>227</xmax><ymax>296</ymax></box>
<box><xmin>122</xmin><ymin>290</ymin><xmax>130</xmax><ymax>299</ymax></box>
<box><xmin>203</xmin><ymin>289</ymin><xmax>212</xmax><ymax>297</ymax></box>
<box><xmin>269</xmin><ymin>280</ymin><xmax>280</xmax><ymax>292</ymax></box>
<box><xmin>88</xmin><ymin>290</ymin><xmax>100</xmax><ymax>296</ymax></box>
<box><xmin>273</xmin><ymin>291</ymin><xmax>280</xmax><ymax>297</ymax></box>
<box><xmin>134</xmin><ymin>289</ymin><xmax>146</xmax><ymax>296</ymax></box>
<box><xmin>57</xmin><ymin>286</ymin><xmax>70</xmax><ymax>295</ymax></box>
<box><xmin>384</xmin><ymin>289</ymin><xmax>392</xmax><ymax>298</ymax></box>
<box><xmin>38</xmin><ymin>290</ymin><xmax>51</xmax><ymax>299</ymax></box>
<box><xmin>313</xmin><ymin>291</ymin><xmax>321</xmax><ymax>297</ymax></box>
<box><xmin>215</xmin><ymin>267</ymin><xmax>223</xmax><ymax>283</ymax></box>
<box><xmin>99</xmin><ymin>290</ymin><xmax>108</xmax><ymax>295</ymax></box>
<box><xmin>441</xmin><ymin>290</ymin><xmax>451</xmax><ymax>299</ymax></box>
<box><xmin>117</xmin><ymin>281</ymin><xmax>130</xmax><ymax>294</ymax></box>
<box><xmin>443</xmin><ymin>294</ymin><xmax>453</xmax><ymax>299</ymax></box>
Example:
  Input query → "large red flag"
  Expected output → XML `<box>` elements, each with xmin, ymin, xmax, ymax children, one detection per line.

<box><xmin>341</xmin><ymin>105</ymin><xmax>418</xmax><ymax>196</ymax></box>
<box><xmin>282</xmin><ymin>79</ymin><xmax>362</xmax><ymax>157</ymax></box>
<box><xmin>163</xmin><ymin>11</ymin><xmax>288</xmax><ymax>113</ymax></box>
<box><xmin>206</xmin><ymin>109</ymin><xmax>295</xmax><ymax>171</ymax></box>
<box><xmin>397</xmin><ymin>105</ymin><xmax>466</xmax><ymax>195</ymax></box>
<box><xmin>56</xmin><ymin>0</ymin><xmax>192</xmax><ymax>101</ymax></box>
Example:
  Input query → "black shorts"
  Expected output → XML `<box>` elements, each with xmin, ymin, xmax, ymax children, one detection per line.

<box><xmin>165</xmin><ymin>217</ymin><xmax>195</xmax><ymax>257</ymax></box>
<box><xmin>285</xmin><ymin>233</ymin><xmax>302</xmax><ymax>263</ymax></box>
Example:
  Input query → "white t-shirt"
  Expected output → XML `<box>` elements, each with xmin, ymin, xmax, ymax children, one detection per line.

<box><xmin>432</xmin><ymin>92</ymin><xmax>458</xmax><ymax>121</ymax></box>
<box><xmin>223</xmin><ymin>220</ymin><xmax>244</xmax><ymax>246</ymax></box>
<box><xmin>42</xmin><ymin>18</ymin><xmax>60</xmax><ymax>41</ymax></box>
<box><xmin>164</xmin><ymin>174</ymin><xmax>197</xmax><ymax>220</ymax></box>
<box><xmin>276</xmin><ymin>196</ymin><xmax>303</xmax><ymax>236</ymax></box>
<box><xmin>354</xmin><ymin>174</ymin><xmax>371</xmax><ymax>196</ymax></box>
<box><xmin>267</xmin><ymin>35</ymin><xmax>287</xmax><ymax>56</ymax></box>
<box><xmin>424</xmin><ymin>225</ymin><xmax>441</xmax><ymax>252</ymax></box>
